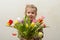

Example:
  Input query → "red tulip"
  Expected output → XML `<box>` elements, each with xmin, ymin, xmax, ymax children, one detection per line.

<box><xmin>8</xmin><ymin>19</ymin><xmax>13</xmax><ymax>25</ymax></box>
<box><xmin>6</xmin><ymin>19</ymin><xmax>13</xmax><ymax>26</ymax></box>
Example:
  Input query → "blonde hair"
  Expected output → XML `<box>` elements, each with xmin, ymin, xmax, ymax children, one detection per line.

<box><xmin>25</xmin><ymin>4</ymin><xmax>37</xmax><ymax>15</ymax></box>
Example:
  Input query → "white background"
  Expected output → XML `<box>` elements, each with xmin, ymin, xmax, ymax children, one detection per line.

<box><xmin>0</xmin><ymin>0</ymin><xmax>60</xmax><ymax>40</ymax></box>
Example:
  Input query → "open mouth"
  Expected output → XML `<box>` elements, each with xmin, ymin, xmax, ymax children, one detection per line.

<box><xmin>30</xmin><ymin>16</ymin><xmax>32</xmax><ymax>18</ymax></box>
<box><xmin>28</xmin><ymin>16</ymin><xmax>33</xmax><ymax>20</ymax></box>
<box><xmin>30</xmin><ymin>16</ymin><xmax>33</xmax><ymax>19</ymax></box>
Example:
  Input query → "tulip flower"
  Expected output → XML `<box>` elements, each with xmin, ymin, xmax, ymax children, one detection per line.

<box><xmin>21</xmin><ymin>20</ymin><xmax>24</xmax><ymax>23</ymax></box>
<box><xmin>9</xmin><ymin>19</ymin><xmax>13</xmax><ymax>24</ymax></box>
<box><xmin>37</xmin><ymin>19</ymin><xmax>43</xmax><ymax>22</ymax></box>
<box><xmin>17</xmin><ymin>17</ymin><xmax>24</xmax><ymax>23</ymax></box>
<box><xmin>6</xmin><ymin>16</ymin><xmax>47</xmax><ymax>39</ymax></box>
<box><xmin>32</xmin><ymin>19</ymin><xmax>37</xmax><ymax>23</ymax></box>
<box><xmin>17</xmin><ymin>17</ymin><xmax>21</xmax><ymax>22</ymax></box>
<box><xmin>14</xmin><ymin>20</ymin><xmax>19</xmax><ymax>24</ymax></box>
<box><xmin>26</xmin><ymin>23</ymin><xmax>28</xmax><ymax>28</ymax></box>
<box><xmin>38</xmin><ymin>32</ymin><xmax>43</xmax><ymax>38</ymax></box>
<box><xmin>6</xmin><ymin>19</ymin><xmax>13</xmax><ymax>26</ymax></box>
<box><xmin>37</xmin><ymin>16</ymin><xmax>45</xmax><ymax>24</ymax></box>
<box><xmin>30</xmin><ymin>22</ymin><xmax>35</xmax><ymax>27</ymax></box>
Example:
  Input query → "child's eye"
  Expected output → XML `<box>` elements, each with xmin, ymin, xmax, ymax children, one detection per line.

<box><xmin>32</xmin><ymin>12</ymin><xmax>34</xmax><ymax>14</ymax></box>
<box><xmin>28</xmin><ymin>12</ymin><xmax>30</xmax><ymax>14</ymax></box>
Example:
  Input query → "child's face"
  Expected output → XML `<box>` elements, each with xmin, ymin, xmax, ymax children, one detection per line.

<box><xmin>26</xmin><ymin>7</ymin><xmax>37</xmax><ymax>20</ymax></box>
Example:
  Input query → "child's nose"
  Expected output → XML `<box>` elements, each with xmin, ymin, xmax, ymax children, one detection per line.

<box><xmin>29</xmin><ymin>13</ymin><xmax>32</xmax><ymax>16</ymax></box>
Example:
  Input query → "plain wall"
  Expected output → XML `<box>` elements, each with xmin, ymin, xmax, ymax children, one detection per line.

<box><xmin>0</xmin><ymin>0</ymin><xmax>60</xmax><ymax>40</ymax></box>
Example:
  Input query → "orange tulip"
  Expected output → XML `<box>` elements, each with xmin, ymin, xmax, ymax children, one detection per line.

<box><xmin>37</xmin><ymin>16</ymin><xmax>45</xmax><ymax>24</ymax></box>
<box><xmin>37</xmin><ymin>19</ymin><xmax>43</xmax><ymax>23</ymax></box>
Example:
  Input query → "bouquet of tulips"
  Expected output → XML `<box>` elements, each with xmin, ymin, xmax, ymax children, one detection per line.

<box><xmin>6</xmin><ymin>16</ymin><xmax>46</xmax><ymax>40</ymax></box>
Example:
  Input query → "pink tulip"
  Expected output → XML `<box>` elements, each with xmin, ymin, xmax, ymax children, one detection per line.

<box><xmin>32</xmin><ymin>19</ymin><xmax>37</xmax><ymax>23</ymax></box>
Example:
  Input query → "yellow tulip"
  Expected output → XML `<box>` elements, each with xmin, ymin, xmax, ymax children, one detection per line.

<box><xmin>38</xmin><ymin>32</ymin><xmax>43</xmax><ymax>38</ymax></box>
<box><xmin>14</xmin><ymin>20</ymin><xmax>19</xmax><ymax>24</ymax></box>
<box><xmin>26</xmin><ymin>23</ymin><xmax>28</xmax><ymax>28</ymax></box>
<box><xmin>30</xmin><ymin>22</ymin><xmax>35</xmax><ymax>27</ymax></box>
